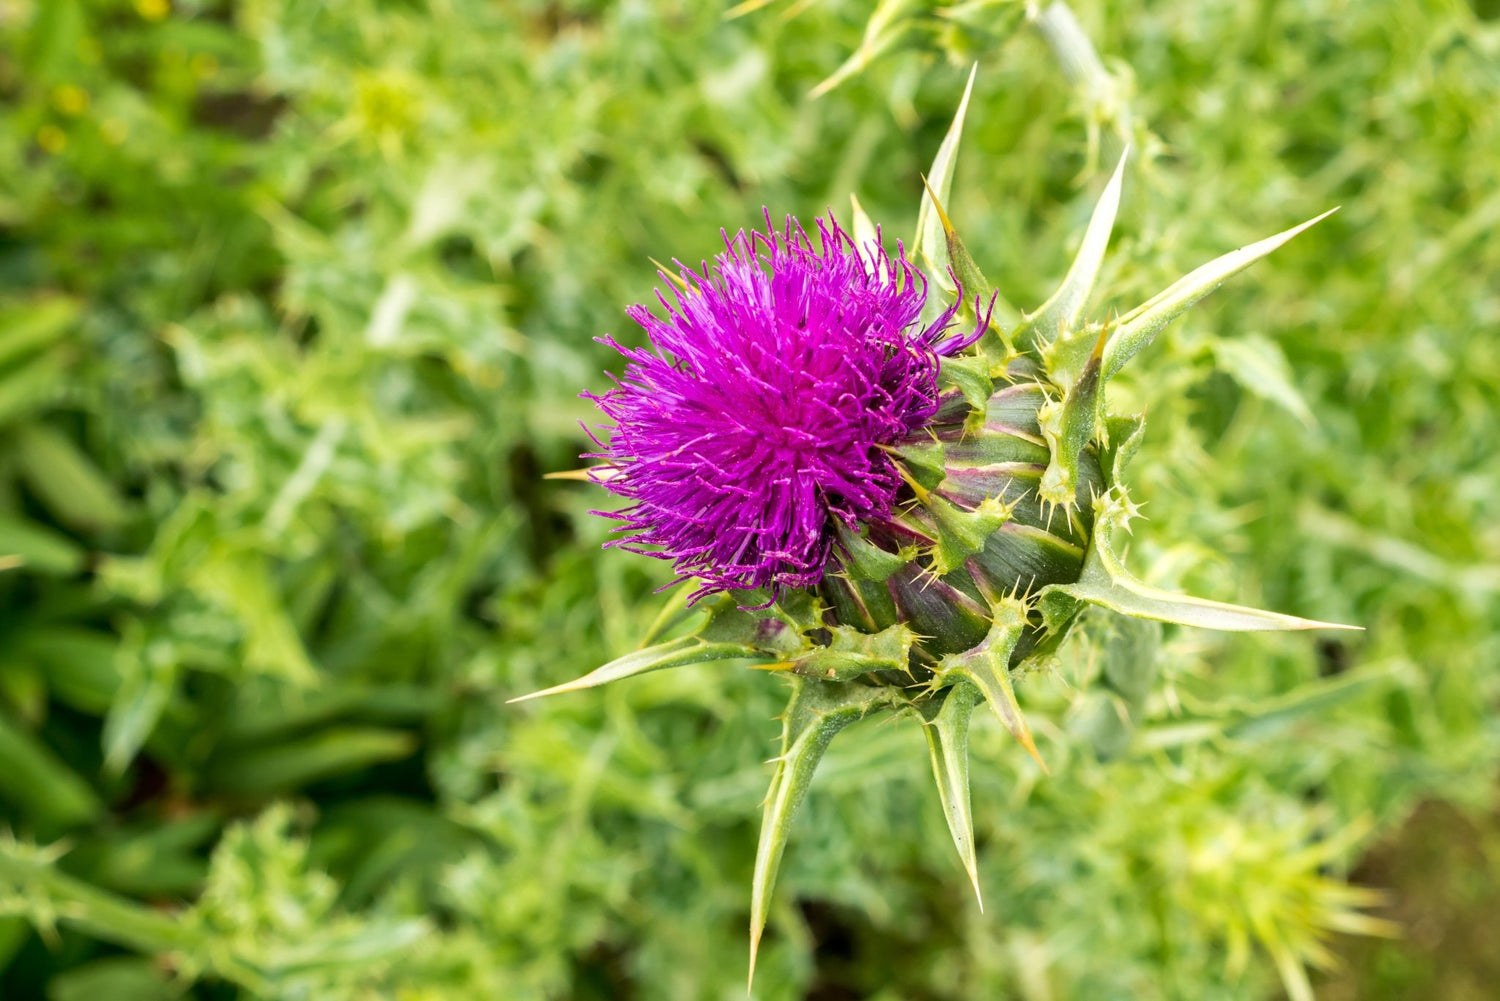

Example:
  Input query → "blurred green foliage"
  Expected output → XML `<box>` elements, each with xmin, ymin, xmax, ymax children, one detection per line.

<box><xmin>0</xmin><ymin>0</ymin><xmax>1496</xmax><ymax>998</ymax></box>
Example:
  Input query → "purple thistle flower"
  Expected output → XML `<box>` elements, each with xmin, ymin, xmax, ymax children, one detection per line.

<box><xmin>587</xmin><ymin>211</ymin><xmax>987</xmax><ymax>602</ymax></box>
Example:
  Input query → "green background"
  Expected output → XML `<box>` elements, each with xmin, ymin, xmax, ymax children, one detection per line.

<box><xmin>1</xmin><ymin>1</ymin><xmax>1497</xmax><ymax>998</ymax></box>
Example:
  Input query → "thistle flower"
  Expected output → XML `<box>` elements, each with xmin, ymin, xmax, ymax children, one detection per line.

<box><xmin>587</xmin><ymin>213</ymin><xmax>982</xmax><ymax>602</ymax></box>
<box><xmin>515</xmin><ymin>86</ymin><xmax>1357</xmax><ymax>987</ymax></box>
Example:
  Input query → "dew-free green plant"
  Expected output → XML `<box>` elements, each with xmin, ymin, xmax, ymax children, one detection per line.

<box><xmin>516</xmin><ymin>72</ymin><xmax>1369</xmax><ymax>989</ymax></box>
<box><xmin>1</xmin><ymin>1</ymin><xmax>1496</xmax><ymax>999</ymax></box>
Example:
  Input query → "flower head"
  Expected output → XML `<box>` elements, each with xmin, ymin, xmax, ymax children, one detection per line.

<box><xmin>587</xmin><ymin>212</ymin><xmax>982</xmax><ymax>601</ymax></box>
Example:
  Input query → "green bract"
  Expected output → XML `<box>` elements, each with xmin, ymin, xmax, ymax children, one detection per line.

<box><xmin>514</xmin><ymin>76</ymin><xmax>1355</xmax><ymax>985</ymax></box>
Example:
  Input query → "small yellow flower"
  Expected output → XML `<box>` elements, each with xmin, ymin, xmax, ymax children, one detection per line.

<box><xmin>135</xmin><ymin>0</ymin><xmax>170</xmax><ymax>21</ymax></box>
<box><xmin>37</xmin><ymin>125</ymin><xmax>67</xmax><ymax>154</ymax></box>
<box><xmin>53</xmin><ymin>85</ymin><xmax>90</xmax><ymax>117</ymax></box>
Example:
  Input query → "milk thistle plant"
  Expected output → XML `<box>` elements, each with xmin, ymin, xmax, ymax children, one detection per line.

<box><xmin>515</xmin><ymin>79</ymin><xmax>1354</xmax><ymax>983</ymax></box>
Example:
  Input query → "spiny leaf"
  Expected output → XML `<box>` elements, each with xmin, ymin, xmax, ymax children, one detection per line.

<box><xmin>919</xmin><ymin>175</ymin><xmax>990</xmax><ymax>302</ymax></box>
<box><xmin>914</xmin><ymin>63</ymin><xmax>977</xmax><ymax>294</ymax></box>
<box><xmin>808</xmin><ymin>0</ymin><xmax>918</xmax><ymax>100</ymax></box>
<box><xmin>919</xmin><ymin>175</ymin><xmax>1020</xmax><ymax>333</ymax></box>
<box><xmin>1103</xmin><ymin>208</ymin><xmax>1339</xmax><ymax>380</ymax></box>
<box><xmin>1024</xmin><ymin>147</ymin><xmax>1129</xmax><ymax>355</ymax></box>
<box><xmin>935</xmin><ymin>599</ymin><xmax>1045</xmax><ymax>768</ymax></box>
<box><xmin>749</xmin><ymin>679</ymin><xmax>896</xmax><ymax>990</ymax></box>
<box><xmin>1039</xmin><ymin>501</ymin><xmax>1360</xmax><ymax>633</ymax></box>
<box><xmin>920</xmin><ymin>682</ymin><xmax>983</xmax><ymax>908</ymax></box>
<box><xmin>508</xmin><ymin>635</ymin><xmax>776</xmax><ymax>703</ymax></box>
<box><xmin>1037</xmin><ymin>325</ymin><xmax>1107</xmax><ymax>509</ymax></box>
<box><xmin>849</xmin><ymin>193</ymin><xmax>878</xmax><ymax>255</ymax></box>
<box><xmin>834</xmin><ymin>520</ymin><xmax>909</xmax><ymax>583</ymax></box>
<box><xmin>512</xmin><ymin>598</ymin><xmax>806</xmax><ymax>702</ymax></box>
<box><xmin>1100</xmin><ymin>413</ymin><xmax>1147</xmax><ymax>484</ymax></box>
<box><xmin>927</xmin><ymin>494</ymin><xmax>1012</xmax><ymax>576</ymax></box>
<box><xmin>939</xmin><ymin>353</ymin><xmax>995</xmax><ymax>418</ymax></box>
<box><xmin>783</xmin><ymin>623</ymin><xmax>915</xmax><ymax>681</ymax></box>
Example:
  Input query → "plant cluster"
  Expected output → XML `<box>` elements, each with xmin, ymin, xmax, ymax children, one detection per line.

<box><xmin>0</xmin><ymin>1</ymin><xmax>1496</xmax><ymax>999</ymax></box>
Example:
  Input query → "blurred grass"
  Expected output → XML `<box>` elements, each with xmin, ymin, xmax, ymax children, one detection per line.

<box><xmin>0</xmin><ymin>0</ymin><xmax>1496</xmax><ymax>998</ymax></box>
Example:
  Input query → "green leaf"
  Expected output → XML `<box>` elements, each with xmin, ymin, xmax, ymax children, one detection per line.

<box><xmin>786</xmin><ymin>623</ymin><xmax>915</xmax><ymax>681</ymax></box>
<box><xmin>1026</xmin><ymin>148</ymin><xmax>1129</xmax><ymax>356</ymax></box>
<box><xmin>808</xmin><ymin>0</ymin><xmax>918</xmax><ymax>100</ymax></box>
<box><xmin>1069</xmin><ymin>690</ymin><xmax>1133</xmax><ymax>761</ymax></box>
<box><xmin>1212</xmin><ymin>334</ymin><xmax>1317</xmax><ymax>428</ymax></box>
<box><xmin>0</xmin><ymin>296</ymin><xmax>78</xmax><ymax>369</ymax></box>
<box><xmin>0</xmin><ymin>512</ymin><xmax>85</xmax><ymax>576</ymax></box>
<box><xmin>1097</xmin><ymin>613</ymin><xmax>1161</xmax><ymax>705</ymax></box>
<box><xmin>203</xmin><ymin>726</ymin><xmax>418</xmax><ymax>797</ymax></box>
<box><xmin>939</xmin><ymin>354</ymin><xmax>995</xmax><ymax>415</ymax></box>
<box><xmin>0</xmin><ymin>714</ymin><xmax>102</xmax><ymax>830</ymax></box>
<box><xmin>749</xmin><ymin>678</ymin><xmax>896</xmax><ymax>989</ymax></box>
<box><xmin>187</xmin><ymin>547</ymin><xmax>317</xmax><ymax>685</ymax></box>
<box><xmin>927</xmin><ymin>494</ymin><xmax>1012</xmax><ymax>577</ymax></box>
<box><xmin>508</xmin><ymin>634</ymin><xmax>777</xmax><ymax>703</ymax></box>
<box><xmin>0</xmin><ymin>840</ymin><xmax>195</xmax><ymax>960</ymax></box>
<box><xmin>102</xmin><ymin>628</ymin><xmax>179</xmax><ymax>776</ymax></box>
<box><xmin>1037</xmin><ymin>327</ymin><xmax>1107</xmax><ymax>508</ymax></box>
<box><xmin>1137</xmin><ymin>661</ymin><xmax>1401</xmax><ymax>751</ymax></box>
<box><xmin>0</xmin><ymin>348</ymin><xmax>68</xmax><ymax>425</ymax></box>
<box><xmin>16</xmin><ymin>627</ymin><xmax>122</xmax><ymax>715</ymax></box>
<box><xmin>920</xmin><ymin>682</ymin><xmax>983</xmax><ymax>908</ymax></box>
<box><xmin>833</xmin><ymin>520</ymin><xmax>909</xmax><ymax>583</ymax></box>
<box><xmin>914</xmin><ymin>63</ymin><xmax>977</xmax><ymax>294</ymax></box>
<box><xmin>935</xmin><ymin>599</ymin><xmax>1044</xmax><ymax>767</ymax></box>
<box><xmin>510</xmin><ymin>600</ymin><xmax>797</xmax><ymax>703</ymax></box>
<box><xmin>1040</xmin><ymin>504</ymin><xmax>1360</xmax><ymax>632</ymax></box>
<box><xmin>47</xmin><ymin>957</ymin><xmax>176</xmax><ymax>1001</ymax></box>
<box><xmin>849</xmin><ymin>193</ymin><xmax>878</xmax><ymax>253</ymax></box>
<box><xmin>12</xmin><ymin>424</ymin><xmax>130</xmax><ymax>533</ymax></box>
<box><xmin>65</xmin><ymin>813</ymin><xmax>218</xmax><ymax>898</ymax></box>
<box><xmin>1100</xmin><ymin>413</ymin><xmax>1147</xmax><ymax>483</ymax></box>
<box><xmin>1104</xmin><ymin>208</ymin><xmax>1338</xmax><ymax>380</ymax></box>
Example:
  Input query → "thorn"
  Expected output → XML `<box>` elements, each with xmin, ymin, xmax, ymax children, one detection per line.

<box><xmin>1014</xmin><ymin>726</ymin><xmax>1050</xmax><ymax>774</ymax></box>
<box><xmin>748</xmin><ymin>928</ymin><xmax>761</xmax><ymax>995</ymax></box>
<box><xmin>1090</xmin><ymin>316</ymin><xmax>1111</xmax><ymax>361</ymax></box>
<box><xmin>919</xmin><ymin>174</ymin><xmax>958</xmax><ymax>238</ymax></box>
<box><xmin>891</xmin><ymin>460</ymin><xmax>931</xmax><ymax>504</ymax></box>
<box><xmin>543</xmin><ymin>468</ymin><xmax>596</xmax><ymax>481</ymax></box>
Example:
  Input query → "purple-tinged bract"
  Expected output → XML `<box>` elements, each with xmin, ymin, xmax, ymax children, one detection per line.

<box><xmin>588</xmin><ymin>212</ymin><xmax>982</xmax><ymax>601</ymax></box>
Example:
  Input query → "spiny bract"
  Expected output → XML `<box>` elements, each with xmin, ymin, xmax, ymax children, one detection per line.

<box><xmin>514</xmin><ymin>76</ymin><xmax>1355</xmax><ymax>987</ymax></box>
